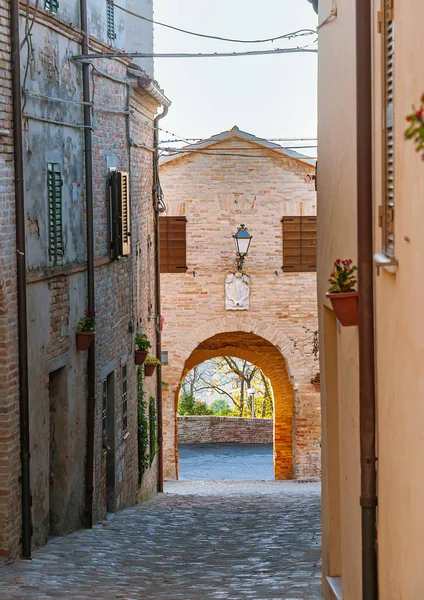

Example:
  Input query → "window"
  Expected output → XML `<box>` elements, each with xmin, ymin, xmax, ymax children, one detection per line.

<box><xmin>106</xmin><ymin>0</ymin><xmax>116</xmax><ymax>44</ymax></box>
<box><xmin>122</xmin><ymin>364</ymin><xmax>128</xmax><ymax>436</ymax></box>
<box><xmin>44</xmin><ymin>0</ymin><xmax>59</xmax><ymax>14</ymax></box>
<box><xmin>281</xmin><ymin>216</ymin><xmax>316</xmax><ymax>273</ymax></box>
<box><xmin>159</xmin><ymin>216</ymin><xmax>188</xmax><ymax>273</ymax></box>
<box><xmin>47</xmin><ymin>163</ymin><xmax>64</xmax><ymax>266</ymax></box>
<box><xmin>380</xmin><ymin>0</ymin><xmax>395</xmax><ymax>256</ymax></box>
<box><xmin>109</xmin><ymin>169</ymin><xmax>131</xmax><ymax>260</ymax></box>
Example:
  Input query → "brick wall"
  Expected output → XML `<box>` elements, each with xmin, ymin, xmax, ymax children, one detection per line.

<box><xmin>160</xmin><ymin>132</ymin><xmax>321</xmax><ymax>481</ymax></box>
<box><xmin>0</xmin><ymin>0</ymin><xmax>21</xmax><ymax>558</ymax></box>
<box><xmin>178</xmin><ymin>416</ymin><xmax>273</xmax><ymax>445</ymax></box>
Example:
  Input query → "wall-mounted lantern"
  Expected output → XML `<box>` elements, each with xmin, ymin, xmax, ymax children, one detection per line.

<box><xmin>233</xmin><ymin>224</ymin><xmax>252</xmax><ymax>271</ymax></box>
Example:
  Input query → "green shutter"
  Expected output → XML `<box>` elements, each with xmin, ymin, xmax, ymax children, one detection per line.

<box><xmin>47</xmin><ymin>163</ymin><xmax>64</xmax><ymax>266</ymax></box>
<box><xmin>44</xmin><ymin>0</ymin><xmax>59</xmax><ymax>14</ymax></box>
<box><xmin>107</xmin><ymin>0</ymin><xmax>115</xmax><ymax>43</ymax></box>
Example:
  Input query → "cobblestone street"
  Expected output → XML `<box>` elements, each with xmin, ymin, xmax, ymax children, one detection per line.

<box><xmin>0</xmin><ymin>481</ymin><xmax>322</xmax><ymax>600</ymax></box>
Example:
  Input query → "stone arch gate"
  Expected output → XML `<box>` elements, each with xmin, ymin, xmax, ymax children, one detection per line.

<box><xmin>161</xmin><ymin>316</ymin><xmax>321</xmax><ymax>480</ymax></box>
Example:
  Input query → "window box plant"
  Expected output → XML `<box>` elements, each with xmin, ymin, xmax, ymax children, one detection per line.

<box><xmin>76</xmin><ymin>311</ymin><xmax>95</xmax><ymax>351</ymax></box>
<box><xmin>326</xmin><ymin>259</ymin><xmax>358</xmax><ymax>326</ymax></box>
<box><xmin>311</xmin><ymin>372</ymin><xmax>320</xmax><ymax>391</ymax></box>
<box><xmin>135</xmin><ymin>332</ymin><xmax>151</xmax><ymax>366</ymax></box>
<box><xmin>144</xmin><ymin>355</ymin><xmax>162</xmax><ymax>377</ymax></box>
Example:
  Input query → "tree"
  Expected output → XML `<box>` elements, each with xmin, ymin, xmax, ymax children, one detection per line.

<box><xmin>177</xmin><ymin>391</ymin><xmax>213</xmax><ymax>416</ymax></box>
<box><xmin>209</xmin><ymin>398</ymin><xmax>232</xmax><ymax>416</ymax></box>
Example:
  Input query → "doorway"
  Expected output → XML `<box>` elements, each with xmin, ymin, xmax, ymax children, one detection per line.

<box><xmin>102</xmin><ymin>372</ymin><xmax>116</xmax><ymax>513</ymax></box>
<box><xmin>49</xmin><ymin>367</ymin><xmax>68</xmax><ymax>535</ymax></box>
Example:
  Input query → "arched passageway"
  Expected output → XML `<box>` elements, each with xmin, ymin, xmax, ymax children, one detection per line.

<box><xmin>176</xmin><ymin>331</ymin><xmax>293</xmax><ymax>479</ymax></box>
<box><xmin>162</xmin><ymin>316</ymin><xmax>321</xmax><ymax>481</ymax></box>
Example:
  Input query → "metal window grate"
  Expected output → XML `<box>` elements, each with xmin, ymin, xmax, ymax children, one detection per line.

<box><xmin>47</xmin><ymin>163</ymin><xmax>64</xmax><ymax>266</ymax></box>
<box><xmin>106</xmin><ymin>0</ymin><xmax>116</xmax><ymax>43</ymax></box>
<box><xmin>44</xmin><ymin>0</ymin><xmax>59</xmax><ymax>13</ymax></box>
<box><xmin>122</xmin><ymin>364</ymin><xmax>128</xmax><ymax>435</ymax></box>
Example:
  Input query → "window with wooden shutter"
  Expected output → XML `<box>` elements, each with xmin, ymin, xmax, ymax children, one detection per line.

<box><xmin>106</xmin><ymin>0</ymin><xmax>116</xmax><ymax>44</ymax></box>
<box><xmin>47</xmin><ymin>162</ymin><xmax>64</xmax><ymax>266</ymax></box>
<box><xmin>44</xmin><ymin>0</ymin><xmax>59</xmax><ymax>14</ymax></box>
<box><xmin>159</xmin><ymin>216</ymin><xmax>188</xmax><ymax>274</ymax></box>
<box><xmin>109</xmin><ymin>169</ymin><xmax>131</xmax><ymax>260</ymax></box>
<box><xmin>282</xmin><ymin>216</ymin><xmax>316</xmax><ymax>273</ymax></box>
<box><xmin>381</xmin><ymin>0</ymin><xmax>395</xmax><ymax>256</ymax></box>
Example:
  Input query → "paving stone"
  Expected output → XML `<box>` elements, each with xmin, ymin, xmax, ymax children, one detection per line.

<box><xmin>0</xmin><ymin>480</ymin><xmax>323</xmax><ymax>600</ymax></box>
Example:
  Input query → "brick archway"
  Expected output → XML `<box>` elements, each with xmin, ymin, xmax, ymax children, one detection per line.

<box><xmin>162</xmin><ymin>316</ymin><xmax>320</xmax><ymax>480</ymax></box>
<box><xmin>176</xmin><ymin>331</ymin><xmax>294</xmax><ymax>480</ymax></box>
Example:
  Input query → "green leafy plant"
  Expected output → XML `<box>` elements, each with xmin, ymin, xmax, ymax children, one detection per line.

<box><xmin>145</xmin><ymin>354</ymin><xmax>163</xmax><ymax>366</ymax></box>
<box><xmin>178</xmin><ymin>392</ymin><xmax>213</xmax><ymax>416</ymax></box>
<box><xmin>149</xmin><ymin>396</ymin><xmax>158</xmax><ymax>464</ymax></box>
<box><xmin>162</xmin><ymin>381</ymin><xmax>169</xmax><ymax>388</ymax></box>
<box><xmin>135</xmin><ymin>332</ymin><xmax>151</xmax><ymax>351</ymax></box>
<box><xmin>328</xmin><ymin>259</ymin><xmax>357</xmax><ymax>293</ymax></box>
<box><xmin>137</xmin><ymin>368</ymin><xmax>150</xmax><ymax>483</ymax></box>
<box><xmin>310</xmin><ymin>372</ymin><xmax>320</xmax><ymax>384</ymax></box>
<box><xmin>77</xmin><ymin>310</ymin><xmax>95</xmax><ymax>332</ymax></box>
<box><xmin>405</xmin><ymin>95</ymin><xmax>424</xmax><ymax>157</ymax></box>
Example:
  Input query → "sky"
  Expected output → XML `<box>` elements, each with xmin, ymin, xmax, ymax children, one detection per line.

<box><xmin>153</xmin><ymin>0</ymin><xmax>318</xmax><ymax>150</ymax></box>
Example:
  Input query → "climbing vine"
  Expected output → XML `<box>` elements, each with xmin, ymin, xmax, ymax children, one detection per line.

<box><xmin>149</xmin><ymin>396</ymin><xmax>158</xmax><ymax>465</ymax></box>
<box><xmin>137</xmin><ymin>367</ymin><xmax>149</xmax><ymax>483</ymax></box>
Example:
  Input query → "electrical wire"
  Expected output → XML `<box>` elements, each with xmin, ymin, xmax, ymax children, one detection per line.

<box><xmin>72</xmin><ymin>46</ymin><xmax>317</xmax><ymax>61</ymax></box>
<box><xmin>163</xmin><ymin>145</ymin><xmax>317</xmax><ymax>150</ymax></box>
<box><xmin>112</xmin><ymin>2</ymin><xmax>316</xmax><ymax>44</ymax></box>
<box><xmin>159</xmin><ymin>137</ymin><xmax>317</xmax><ymax>143</ymax></box>
<box><xmin>160</xmin><ymin>149</ymin><xmax>316</xmax><ymax>159</ymax></box>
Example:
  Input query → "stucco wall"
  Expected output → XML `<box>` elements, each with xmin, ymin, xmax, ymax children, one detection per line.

<box><xmin>178</xmin><ymin>416</ymin><xmax>273</xmax><ymax>445</ymax></box>
<box><xmin>160</xmin><ymin>133</ymin><xmax>321</xmax><ymax>482</ymax></box>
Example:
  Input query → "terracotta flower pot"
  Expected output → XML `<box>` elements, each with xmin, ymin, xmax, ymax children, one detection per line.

<box><xmin>76</xmin><ymin>331</ymin><xmax>95</xmax><ymax>351</ymax></box>
<box><xmin>135</xmin><ymin>350</ymin><xmax>148</xmax><ymax>366</ymax></box>
<box><xmin>312</xmin><ymin>381</ymin><xmax>321</xmax><ymax>391</ymax></box>
<box><xmin>326</xmin><ymin>291</ymin><xmax>359</xmax><ymax>327</ymax></box>
<box><xmin>144</xmin><ymin>363</ymin><xmax>157</xmax><ymax>377</ymax></box>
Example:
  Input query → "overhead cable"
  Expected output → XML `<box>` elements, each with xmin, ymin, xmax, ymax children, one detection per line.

<box><xmin>73</xmin><ymin>46</ymin><xmax>317</xmax><ymax>61</ymax></box>
<box><xmin>112</xmin><ymin>2</ymin><xmax>316</xmax><ymax>44</ymax></box>
<box><xmin>160</xmin><ymin>149</ymin><xmax>316</xmax><ymax>159</ymax></box>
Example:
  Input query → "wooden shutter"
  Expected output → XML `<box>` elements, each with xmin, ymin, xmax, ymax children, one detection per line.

<box><xmin>159</xmin><ymin>216</ymin><xmax>187</xmax><ymax>274</ymax></box>
<box><xmin>381</xmin><ymin>0</ymin><xmax>395</xmax><ymax>256</ymax></box>
<box><xmin>282</xmin><ymin>216</ymin><xmax>316</xmax><ymax>273</ymax></box>
<box><xmin>119</xmin><ymin>172</ymin><xmax>131</xmax><ymax>256</ymax></box>
<box><xmin>106</xmin><ymin>0</ymin><xmax>115</xmax><ymax>43</ymax></box>
<box><xmin>44</xmin><ymin>0</ymin><xmax>59</xmax><ymax>13</ymax></box>
<box><xmin>47</xmin><ymin>162</ymin><xmax>64</xmax><ymax>266</ymax></box>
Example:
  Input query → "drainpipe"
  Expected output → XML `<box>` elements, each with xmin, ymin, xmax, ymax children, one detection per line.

<box><xmin>10</xmin><ymin>0</ymin><xmax>32</xmax><ymax>559</ymax></box>
<box><xmin>80</xmin><ymin>0</ymin><xmax>96</xmax><ymax>529</ymax></box>
<box><xmin>355</xmin><ymin>1</ymin><xmax>378</xmax><ymax>598</ymax></box>
<box><xmin>153</xmin><ymin>105</ymin><xmax>168</xmax><ymax>493</ymax></box>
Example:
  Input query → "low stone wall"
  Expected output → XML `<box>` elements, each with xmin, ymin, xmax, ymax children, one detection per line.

<box><xmin>177</xmin><ymin>416</ymin><xmax>273</xmax><ymax>445</ymax></box>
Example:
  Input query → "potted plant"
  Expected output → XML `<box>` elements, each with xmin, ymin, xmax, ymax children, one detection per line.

<box><xmin>76</xmin><ymin>311</ymin><xmax>95</xmax><ymax>351</ymax></box>
<box><xmin>405</xmin><ymin>95</ymin><xmax>424</xmax><ymax>159</ymax></box>
<box><xmin>326</xmin><ymin>259</ymin><xmax>358</xmax><ymax>326</ymax></box>
<box><xmin>311</xmin><ymin>372</ymin><xmax>320</xmax><ymax>391</ymax></box>
<box><xmin>144</xmin><ymin>355</ymin><xmax>162</xmax><ymax>377</ymax></box>
<box><xmin>135</xmin><ymin>332</ymin><xmax>151</xmax><ymax>366</ymax></box>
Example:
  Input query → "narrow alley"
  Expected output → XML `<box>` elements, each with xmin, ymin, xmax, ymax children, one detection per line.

<box><xmin>0</xmin><ymin>481</ymin><xmax>322</xmax><ymax>600</ymax></box>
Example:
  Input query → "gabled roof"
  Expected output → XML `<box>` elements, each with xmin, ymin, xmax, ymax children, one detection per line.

<box><xmin>159</xmin><ymin>126</ymin><xmax>316</xmax><ymax>168</ymax></box>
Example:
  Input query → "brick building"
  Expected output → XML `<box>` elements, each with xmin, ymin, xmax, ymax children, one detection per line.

<box><xmin>159</xmin><ymin>127</ymin><xmax>320</xmax><ymax>481</ymax></box>
<box><xmin>0</xmin><ymin>0</ymin><xmax>169</xmax><ymax>558</ymax></box>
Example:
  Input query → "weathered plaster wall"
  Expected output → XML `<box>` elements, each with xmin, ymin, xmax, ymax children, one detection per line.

<box><xmin>178</xmin><ymin>416</ymin><xmax>273</xmax><ymax>445</ymax></box>
<box><xmin>160</xmin><ymin>135</ymin><xmax>321</xmax><ymax>481</ymax></box>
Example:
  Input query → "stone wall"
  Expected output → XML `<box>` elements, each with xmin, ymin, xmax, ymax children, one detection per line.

<box><xmin>160</xmin><ymin>130</ymin><xmax>321</xmax><ymax>481</ymax></box>
<box><xmin>178</xmin><ymin>416</ymin><xmax>273</xmax><ymax>445</ymax></box>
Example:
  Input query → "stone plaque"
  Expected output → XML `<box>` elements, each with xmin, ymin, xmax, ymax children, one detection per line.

<box><xmin>225</xmin><ymin>272</ymin><xmax>250</xmax><ymax>311</ymax></box>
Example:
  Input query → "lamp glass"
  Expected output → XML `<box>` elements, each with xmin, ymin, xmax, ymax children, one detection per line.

<box><xmin>234</xmin><ymin>228</ymin><xmax>252</xmax><ymax>256</ymax></box>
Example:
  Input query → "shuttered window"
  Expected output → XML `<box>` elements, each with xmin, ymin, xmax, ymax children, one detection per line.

<box><xmin>159</xmin><ymin>216</ymin><xmax>188</xmax><ymax>274</ymax></box>
<box><xmin>109</xmin><ymin>169</ymin><xmax>131</xmax><ymax>260</ymax></box>
<box><xmin>381</xmin><ymin>0</ymin><xmax>395</xmax><ymax>256</ymax></box>
<box><xmin>44</xmin><ymin>0</ymin><xmax>59</xmax><ymax>14</ymax></box>
<box><xmin>47</xmin><ymin>163</ymin><xmax>64</xmax><ymax>266</ymax></box>
<box><xmin>106</xmin><ymin>0</ymin><xmax>115</xmax><ymax>43</ymax></box>
<box><xmin>282</xmin><ymin>216</ymin><xmax>316</xmax><ymax>273</ymax></box>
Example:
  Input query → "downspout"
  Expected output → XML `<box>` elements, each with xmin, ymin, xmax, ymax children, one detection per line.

<box><xmin>80</xmin><ymin>0</ymin><xmax>96</xmax><ymax>528</ymax></box>
<box><xmin>10</xmin><ymin>0</ymin><xmax>32</xmax><ymax>559</ymax></box>
<box><xmin>355</xmin><ymin>1</ymin><xmax>378</xmax><ymax>598</ymax></box>
<box><xmin>153</xmin><ymin>105</ymin><xmax>168</xmax><ymax>493</ymax></box>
